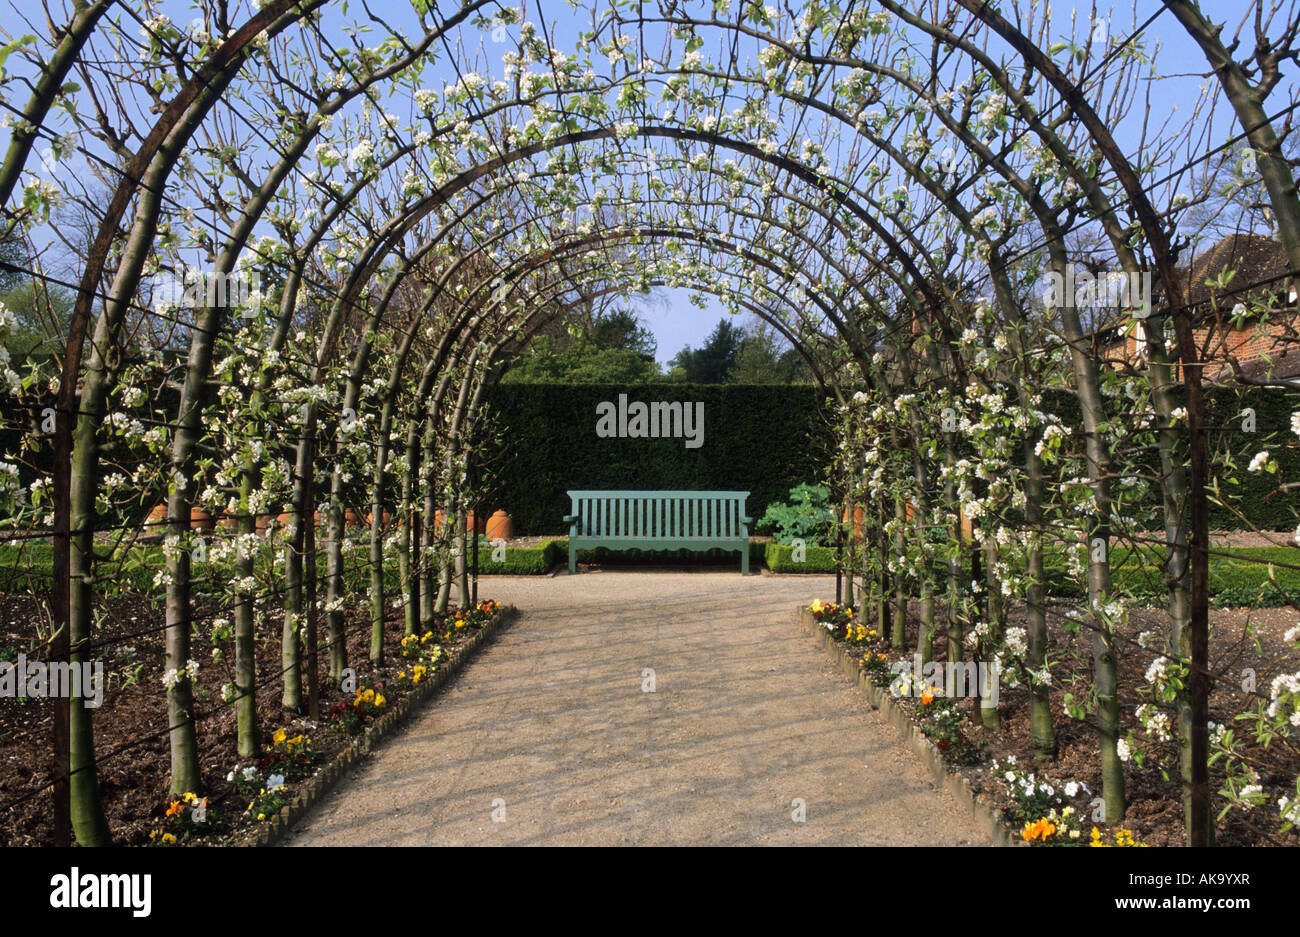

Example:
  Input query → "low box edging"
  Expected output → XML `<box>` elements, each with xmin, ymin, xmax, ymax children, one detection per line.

<box><xmin>796</xmin><ymin>606</ymin><xmax>1017</xmax><ymax>847</ymax></box>
<box><xmin>248</xmin><ymin>605</ymin><xmax>516</xmax><ymax>846</ymax></box>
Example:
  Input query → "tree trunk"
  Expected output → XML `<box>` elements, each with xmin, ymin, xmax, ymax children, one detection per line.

<box><xmin>163</xmin><ymin>504</ymin><xmax>201</xmax><ymax>795</ymax></box>
<box><xmin>891</xmin><ymin>492</ymin><xmax>908</xmax><ymax>651</ymax></box>
<box><xmin>1163</xmin><ymin>0</ymin><xmax>1300</xmax><ymax>270</ymax></box>
<box><xmin>400</xmin><ymin>436</ymin><xmax>420</xmax><ymax>635</ymax></box>
<box><xmin>422</xmin><ymin>431</ymin><xmax>441</xmax><ymax>626</ymax></box>
<box><xmin>1023</xmin><ymin>426</ymin><xmax>1055</xmax><ymax>761</ymax></box>
<box><xmin>324</xmin><ymin>437</ymin><xmax>347</xmax><ymax>684</ymax></box>
<box><xmin>234</xmin><ymin>472</ymin><xmax>258</xmax><ymax>758</ymax></box>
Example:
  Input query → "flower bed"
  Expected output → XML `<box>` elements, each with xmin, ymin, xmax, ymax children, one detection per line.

<box><xmin>0</xmin><ymin>596</ymin><xmax>510</xmax><ymax>845</ymax></box>
<box><xmin>800</xmin><ymin>600</ymin><xmax>1300</xmax><ymax>847</ymax></box>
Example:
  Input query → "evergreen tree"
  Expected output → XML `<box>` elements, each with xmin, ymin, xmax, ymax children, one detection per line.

<box><xmin>667</xmin><ymin>317</ymin><xmax>744</xmax><ymax>382</ymax></box>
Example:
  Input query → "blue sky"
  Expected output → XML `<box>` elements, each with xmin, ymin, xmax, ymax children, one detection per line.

<box><xmin>612</xmin><ymin>1</ymin><xmax>1286</xmax><ymax>367</ymax></box>
<box><xmin>10</xmin><ymin>1</ymin><xmax>1289</xmax><ymax>366</ymax></box>
<box><xmin>640</xmin><ymin>289</ymin><xmax>729</xmax><ymax>366</ymax></box>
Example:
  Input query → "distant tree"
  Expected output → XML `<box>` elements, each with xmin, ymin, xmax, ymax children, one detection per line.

<box><xmin>585</xmin><ymin>308</ymin><xmax>656</xmax><ymax>358</ymax></box>
<box><xmin>0</xmin><ymin>278</ymin><xmax>74</xmax><ymax>358</ymax></box>
<box><xmin>0</xmin><ymin>236</ymin><xmax>24</xmax><ymax>296</ymax></box>
<box><xmin>731</xmin><ymin>318</ymin><xmax>813</xmax><ymax>383</ymax></box>
<box><xmin>502</xmin><ymin>307</ymin><xmax>661</xmax><ymax>383</ymax></box>
<box><xmin>667</xmin><ymin>317</ymin><xmax>744</xmax><ymax>382</ymax></box>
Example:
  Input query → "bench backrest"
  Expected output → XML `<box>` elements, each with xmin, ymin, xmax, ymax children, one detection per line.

<box><xmin>566</xmin><ymin>490</ymin><xmax>750</xmax><ymax>539</ymax></box>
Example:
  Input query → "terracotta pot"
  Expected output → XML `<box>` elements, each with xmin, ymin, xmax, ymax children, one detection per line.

<box><xmin>145</xmin><ymin>503</ymin><xmax>166</xmax><ymax>528</ymax></box>
<box><xmin>344</xmin><ymin>509</ymin><xmax>363</xmax><ymax>528</ymax></box>
<box><xmin>434</xmin><ymin>510</ymin><xmax>481</xmax><ymax>534</ymax></box>
<box><xmin>485</xmin><ymin>510</ymin><xmax>512</xmax><ymax>541</ymax></box>
<box><xmin>190</xmin><ymin>507</ymin><xmax>214</xmax><ymax>533</ymax></box>
<box><xmin>365</xmin><ymin>510</ymin><xmax>393</xmax><ymax>528</ymax></box>
<box><xmin>842</xmin><ymin>505</ymin><xmax>864</xmax><ymax>541</ymax></box>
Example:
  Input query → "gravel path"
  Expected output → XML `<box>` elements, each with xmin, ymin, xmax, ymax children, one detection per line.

<box><xmin>284</xmin><ymin>570</ymin><xmax>991</xmax><ymax>846</ymax></box>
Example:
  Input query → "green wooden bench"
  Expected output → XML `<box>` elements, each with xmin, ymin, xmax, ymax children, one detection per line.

<box><xmin>564</xmin><ymin>490</ymin><xmax>753</xmax><ymax>574</ymax></box>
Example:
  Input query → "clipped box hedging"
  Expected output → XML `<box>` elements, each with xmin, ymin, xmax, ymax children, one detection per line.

<box><xmin>569</xmin><ymin>539</ymin><xmax>765</xmax><ymax>567</ymax></box>
<box><xmin>476</xmin><ymin>538</ymin><xmax>564</xmax><ymax>574</ymax></box>
<box><xmin>764</xmin><ymin>542</ymin><xmax>838</xmax><ymax>573</ymax></box>
<box><xmin>0</xmin><ymin>540</ymin><xmax>404</xmax><ymax>595</ymax></box>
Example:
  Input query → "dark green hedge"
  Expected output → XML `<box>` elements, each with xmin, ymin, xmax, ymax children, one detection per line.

<box><xmin>1203</xmin><ymin>385</ymin><xmax>1300</xmax><ymax>530</ymax></box>
<box><xmin>991</xmin><ymin>385</ymin><xmax>1300</xmax><ymax>532</ymax></box>
<box><xmin>479</xmin><ymin>384</ymin><xmax>833</xmax><ymax>535</ymax></box>
<box><xmin>479</xmin><ymin>383</ymin><xmax>1300</xmax><ymax>538</ymax></box>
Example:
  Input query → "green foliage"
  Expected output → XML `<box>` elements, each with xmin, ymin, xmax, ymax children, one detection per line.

<box><xmin>756</xmin><ymin>482</ymin><xmax>836</xmax><ymax>545</ymax></box>
<box><xmin>502</xmin><ymin>309</ymin><xmax>661</xmax><ymax>384</ymax></box>
<box><xmin>666</xmin><ymin>317</ymin><xmax>744</xmax><ymax>383</ymax></box>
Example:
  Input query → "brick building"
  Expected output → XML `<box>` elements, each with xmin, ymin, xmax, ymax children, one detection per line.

<box><xmin>1093</xmin><ymin>233</ymin><xmax>1298</xmax><ymax>383</ymax></box>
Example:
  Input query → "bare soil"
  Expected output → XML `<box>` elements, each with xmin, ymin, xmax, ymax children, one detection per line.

<box><xmin>0</xmin><ymin>595</ymin><xmax>487</xmax><ymax>845</ymax></box>
<box><xmin>840</xmin><ymin>598</ymin><xmax>1300</xmax><ymax>847</ymax></box>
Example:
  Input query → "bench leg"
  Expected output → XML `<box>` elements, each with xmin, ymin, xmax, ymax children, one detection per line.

<box><xmin>569</xmin><ymin>539</ymin><xmax>577</xmax><ymax>574</ymax></box>
<box><xmin>741</xmin><ymin>544</ymin><xmax>749</xmax><ymax>576</ymax></box>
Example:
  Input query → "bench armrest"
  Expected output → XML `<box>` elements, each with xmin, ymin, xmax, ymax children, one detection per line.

<box><xmin>562</xmin><ymin>513</ymin><xmax>578</xmax><ymax>524</ymax></box>
<box><xmin>740</xmin><ymin>515</ymin><xmax>753</xmax><ymax>525</ymax></box>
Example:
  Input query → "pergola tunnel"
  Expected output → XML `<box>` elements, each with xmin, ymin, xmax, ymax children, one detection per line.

<box><xmin>0</xmin><ymin>0</ymin><xmax>1296</xmax><ymax>848</ymax></box>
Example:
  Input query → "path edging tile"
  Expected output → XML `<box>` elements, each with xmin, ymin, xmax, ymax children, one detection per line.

<box><xmin>249</xmin><ymin>605</ymin><xmax>517</xmax><ymax>846</ymax></box>
<box><xmin>796</xmin><ymin>606</ymin><xmax>1017</xmax><ymax>847</ymax></box>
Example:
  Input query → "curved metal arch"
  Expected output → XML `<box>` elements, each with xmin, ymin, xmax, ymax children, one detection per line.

<box><xmin>340</xmin><ymin>176</ymin><xmax>924</xmax><ymax>438</ymax></box>
<box><xmin>5</xmin><ymin>0</ymin><xmax>1222</xmax><ymax>847</ymax></box>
